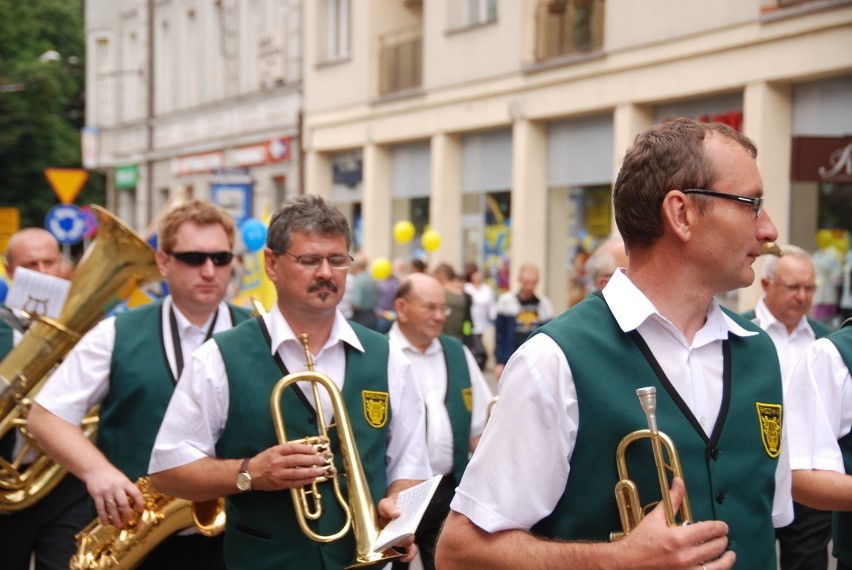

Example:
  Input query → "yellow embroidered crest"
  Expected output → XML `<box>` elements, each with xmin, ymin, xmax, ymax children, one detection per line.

<box><xmin>362</xmin><ymin>390</ymin><xmax>389</xmax><ymax>428</ymax></box>
<box><xmin>755</xmin><ymin>402</ymin><xmax>782</xmax><ymax>458</ymax></box>
<box><xmin>462</xmin><ymin>388</ymin><xmax>473</xmax><ymax>413</ymax></box>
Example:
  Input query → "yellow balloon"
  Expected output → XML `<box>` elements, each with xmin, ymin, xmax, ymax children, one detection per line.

<box><xmin>422</xmin><ymin>229</ymin><xmax>441</xmax><ymax>252</ymax></box>
<box><xmin>371</xmin><ymin>257</ymin><xmax>393</xmax><ymax>280</ymax></box>
<box><xmin>393</xmin><ymin>220</ymin><xmax>416</xmax><ymax>244</ymax></box>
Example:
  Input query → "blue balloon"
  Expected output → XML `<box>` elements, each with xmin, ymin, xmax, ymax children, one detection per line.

<box><xmin>241</xmin><ymin>218</ymin><xmax>267</xmax><ymax>253</ymax></box>
<box><xmin>0</xmin><ymin>279</ymin><xmax>7</xmax><ymax>303</ymax></box>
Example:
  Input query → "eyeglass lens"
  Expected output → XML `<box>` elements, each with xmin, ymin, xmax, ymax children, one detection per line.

<box><xmin>171</xmin><ymin>251</ymin><xmax>234</xmax><ymax>266</ymax></box>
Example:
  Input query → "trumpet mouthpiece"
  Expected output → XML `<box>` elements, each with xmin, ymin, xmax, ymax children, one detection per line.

<box><xmin>636</xmin><ymin>387</ymin><xmax>658</xmax><ymax>433</ymax></box>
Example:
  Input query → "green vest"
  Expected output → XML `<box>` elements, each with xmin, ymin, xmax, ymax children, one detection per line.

<box><xmin>826</xmin><ymin>326</ymin><xmax>852</xmax><ymax>564</ymax></box>
<box><xmin>0</xmin><ymin>309</ymin><xmax>12</xmax><ymax>360</ymax></box>
<box><xmin>215</xmin><ymin>318</ymin><xmax>391</xmax><ymax>570</ymax></box>
<box><xmin>438</xmin><ymin>334</ymin><xmax>472</xmax><ymax>482</ymax></box>
<box><xmin>98</xmin><ymin>301</ymin><xmax>250</xmax><ymax>481</ymax></box>
<box><xmin>531</xmin><ymin>294</ymin><xmax>782</xmax><ymax>569</ymax></box>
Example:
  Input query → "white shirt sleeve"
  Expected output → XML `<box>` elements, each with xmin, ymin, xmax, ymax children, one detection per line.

<box><xmin>385</xmin><ymin>342</ymin><xmax>432</xmax><ymax>483</ymax></box>
<box><xmin>149</xmin><ymin>338</ymin><xmax>230</xmax><ymax>473</ymax></box>
<box><xmin>785</xmin><ymin>337</ymin><xmax>850</xmax><ymax>474</ymax></box>
<box><xmin>34</xmin><ymin>316</ymin><xmax>117</xmax><ymax>425</ymax></box>
<box><xmin>451</xmin><ymin>334</ymin><xmax>577</xmax><ymax>532</ymax></box>
<box><xmin>465</xmin><ymin>345</ymin><xmax>493</xmax><ymax>439</ymax></box>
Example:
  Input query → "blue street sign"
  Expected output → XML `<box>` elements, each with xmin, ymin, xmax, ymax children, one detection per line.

<box><xmin>45</xmin><ymin>204</ymin><xmax>86</xmax><ymax>245</ymax></box>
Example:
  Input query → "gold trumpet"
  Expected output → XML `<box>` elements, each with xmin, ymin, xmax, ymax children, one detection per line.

<box><xmin>610</xmin><ymin>386</ymin><xmax>693</xmax><ymax>541</ymax></box>
<box><xmin>269</xmin><ymin>334</ymin><xmax>402</xmax><ymax>568</ymax></box>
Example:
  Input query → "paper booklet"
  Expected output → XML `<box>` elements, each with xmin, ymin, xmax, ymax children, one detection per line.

<box><xmin>373</xmin><ymin>474</ymin><xmax>443</xmax><ymax>553</ymax></box>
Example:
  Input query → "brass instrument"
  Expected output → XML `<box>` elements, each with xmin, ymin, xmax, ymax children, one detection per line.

<box><xmin>270</xmin><ymin>333</ymin><xmax>402</xmax><ymax>568</ymax></box>
<box><xmin>70</xmin><ymin>477</ymin><xmax>225</xmax><ymax>570</ymax></box>
<box><xmin>610</xmin><ymin>386</ymin><xmax>693</xmax><ymax>541</ymax></box>
<box><xmin>761</xmin><ymin>242</ymin><xmax>783</xmax><ymax>256</ymax></box>
<box><xmin>0</xmin><ymin>205</ymin><xmax>161</xmax><ymax>511</ymax></box>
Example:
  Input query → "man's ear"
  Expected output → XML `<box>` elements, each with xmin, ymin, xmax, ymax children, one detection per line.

<box><xmin>661</xmin><ymin>190</ymin><xmax>693</xmax><ymax>244</ymax></box>
<box><xmin>155</xmin><ymin>250</ymin><xmax>170</xmax><ymax>278</ymax></box>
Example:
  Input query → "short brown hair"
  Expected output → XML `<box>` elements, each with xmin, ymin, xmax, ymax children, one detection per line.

<box><xmin>157</xmin><ymin>199</ymin><xmax>236</xmax><ymax>253</ymax></box>
<box><xmin>613</xmin><ymin>118</ymin><xmax>757</xmax><ymax>252</ymax></box>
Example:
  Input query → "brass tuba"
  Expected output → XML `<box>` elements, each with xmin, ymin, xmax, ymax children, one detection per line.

<box><xmin>0</xmin><ymin>205</ymin><xmax>161</xmax><ymax>511</ymax></box>
<box><xmin>610</xmin><ymin>386</ymin><xmax>693</xmax><ymax>541</ymax></box>
<box><xmin>70</xmin><ymin>477</ymin><xmax>225</xmax><ymax>570</ymax></box>
<box><xmin>270</xmin><ymin>333</ymin><xmax>402</xmax><ymax>568</ymax></box>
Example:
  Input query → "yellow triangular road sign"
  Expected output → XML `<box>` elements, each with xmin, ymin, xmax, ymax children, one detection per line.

<box><xmin>44</xmin><ymin>168</ymin><xmax>89</xmax><ymax>204</ymax></box>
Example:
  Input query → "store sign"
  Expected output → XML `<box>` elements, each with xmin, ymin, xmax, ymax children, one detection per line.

<box><xmin>211</xmin><ymin>168</ymin><xmax>254</xmax><ymax>226</ymax></box>
<box><xmin>791</xmin><ymin>136</ymin><xmax>852</xmax><ymax>183</ymax></box>
<box><xmin>172</xmin><ymin>151</ymin><xmax>224</xmax><ymax>176</ymax></box>
<box><xmin>231</xmin><ymin>137</ymin><xmax>291</xmax><ymax>167</ymax></box>
<box><xmin>115</xmin><ymin>165</ymin><xmax>138</xmax><ymax>189</ymax></box>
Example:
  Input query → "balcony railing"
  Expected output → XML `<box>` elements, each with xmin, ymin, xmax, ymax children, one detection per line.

<box><xmin>534</xmin><ymin>0</ymin><xmax>604</xmax><ymax>61</ymax></box>
<box><xmin>379</xmin><ymin>25</ymin><xmax>423</xmax><ymax>96</ymax></box>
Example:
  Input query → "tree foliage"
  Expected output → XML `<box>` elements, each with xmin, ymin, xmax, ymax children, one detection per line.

<box><xmin>0</xmin><ymin>0</ymin><xmax>105</xmax><ymax>229</ymax></box>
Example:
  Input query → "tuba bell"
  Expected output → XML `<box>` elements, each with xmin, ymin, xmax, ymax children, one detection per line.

<box><xmin>0</xmin><ymin>205</ymin><xmax>162</xmax><ymax>512</ymax></box>
<box><xmin>270</xmin><ymin>333</ymin><xmax>403</xmax><ymax>568</ymax></box>
<box><xmin>70</xmin><ymin>476</ymin><xmax>225</xmax><ymax>570</ymax></box>
<box><xmin>610</xmin><ymin>386</ymin><xmax>693</xmax><ymax>541</ymax></box>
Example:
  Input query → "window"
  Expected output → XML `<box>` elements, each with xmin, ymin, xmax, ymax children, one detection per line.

<box><xmin>465</xmin><ymin>0</ymin><xmax>498</xmax><ymax>25</ymax></box>
<box><xmin>318</xmin><ymin>0</ymin><xmax>350</xmax><ymax>63</ymax></box>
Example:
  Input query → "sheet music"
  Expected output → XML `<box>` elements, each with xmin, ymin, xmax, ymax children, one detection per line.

<box><xmin>372</xmin><ymin>475</ymin><xmax>442</xmax><ymax>553</ymax></box>
<box><xmin>5</xmin><ymin>267</ymin><xmax>71</xmax><ymax>319</ymax></box>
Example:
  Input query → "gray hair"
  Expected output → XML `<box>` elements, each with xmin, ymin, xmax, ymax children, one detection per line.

<box><xmin>762</xmin><ymin>244</ymin><xmax>812</xmax><ymax>280</ymax></box>
<box><xmin>266</xmin><ymin>195</ymin><xmax>351</xmax><ymax>253</ymax></box>
<box><xmin>585</xmin><ymin>234</ymin><xmax>625</xmax><ymax>285</ymax></box>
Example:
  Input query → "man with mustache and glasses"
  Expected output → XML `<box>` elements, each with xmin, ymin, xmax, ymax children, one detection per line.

<box><xmin>436</xmin><ymin>119</ymin><xmax>793</xmax><ymax>570</ymax></box>
<box><xmin>29</xmin><ymin>199</ymin><xmax>251</xmax><ymax>569</ymax></box>
<box><xmin>148</xmin><ymin>194</ymin><xmax>431</xmax><ymax>570</ymax></box>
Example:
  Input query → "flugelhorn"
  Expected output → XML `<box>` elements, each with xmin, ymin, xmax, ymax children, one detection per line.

<box><xmin>269</xmin><ymin>334</ymin><xmax>402</xmax><ymax>568</ymax></box>
<box><xmin>610</xmin><ymin>386</ymin><xmax>693</xmax><ymax>541</ymax></box>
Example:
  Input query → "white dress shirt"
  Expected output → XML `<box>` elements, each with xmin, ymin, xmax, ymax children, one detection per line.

<box><xmin>786</xmin><ymin>336</ymin><xmax>852</xmax><ymax>474</ymax></box>
<box><xmin>387</xmin><ymin>323</ymin><xmax>492</xmax><ymax>476</ymax></box>
<box><xmin>149</xmin><ymin>304</ymin><xmax>432</xmax><ymax>485</ymax></box>
<box><xmin>35</xmin><ymin>296</ymin><xmax>236</xmax><ymax>426</ymax></box>
<box><xmin>452</xmin><ymin>269</ymin><xmax>793</xmax><ymax>533</ymax></box>
<box><xmin>751</xmin><ymin>298</ymin><xmax>819</xmax><ymax>392</ymax></box>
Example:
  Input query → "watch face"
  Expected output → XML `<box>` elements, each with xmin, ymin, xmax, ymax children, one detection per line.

<box><xmin>236</xmin><ymin>472</ymin><xmax>252</xmax><ymax>491</ymax></box>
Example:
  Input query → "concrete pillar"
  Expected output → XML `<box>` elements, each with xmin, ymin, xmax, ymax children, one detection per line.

<box><xmin>362</xmin><ymin>142</ymin><xmax>392</xmax><ymax>259</ymax></box>
<box><xmin>430</xmin><ymin>132</ymin><xmax>462</xmax><ymax>267</ymax></box>
<box><xmin>510</xmin><ymin>118</ymin><xmax>548</xmax><ymax>286</ymax></box>
<box><xmin>303</xmin><ymin>149</ymin><xmax>332</xmax><ymax>200</ymax></box>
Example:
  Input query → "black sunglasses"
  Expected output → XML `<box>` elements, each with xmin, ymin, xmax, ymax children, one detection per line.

<box><xmin>169</xmin><ymin>251</ymin><xmax>234</xmax><ymax>267</ymax></box>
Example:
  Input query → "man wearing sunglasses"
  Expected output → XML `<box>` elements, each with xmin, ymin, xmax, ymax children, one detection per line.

<box><xmin>148</xmin><ymin>194</ymin><xmax>431</xmax><ymax>570</ymax></box>
<box><xmin>29</xmin><ymin>199</ymin><xmax>251</xmax><ymax>569</ymax></box>
<box><xmin>437</xmin><ymin>119</ymin><xmax>792</xmax><ymax>570</ymax></box>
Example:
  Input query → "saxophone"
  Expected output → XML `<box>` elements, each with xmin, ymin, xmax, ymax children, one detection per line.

<box><xmin>70</xmin><ymin>477</ymin><xmax>225</xmax><ymax>570</ymax></box>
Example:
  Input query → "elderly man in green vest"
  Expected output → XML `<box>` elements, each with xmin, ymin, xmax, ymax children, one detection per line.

<box><xmin>786</xmin><ymin>319</ymin><xmax>852</xmax><ymax>570</ymax></box>
<box><xmin>0</xmin><ymin>227</ymin><xmax>92</xmax><ymax>570</ymax></box>
<box><xmin>29</xmin><ymin>199</ymin><xmax>250</xmax><ymax>569</ymax></box>
<box><xmin>388</xmin><ymin>272</ymin><xmax>492</xmax><ymax>570</ymax></box>
<box><xmin>744</xmin><ymin>243</ymin><xmax>833</xmax><ymax>570</ymax></box>
<box><xmin>148</xmin><ymin>194</ymin><xmax>431</xmax><ymax>570</ymax></box>
<box><xmin>436</xmin><ymin>118</ymin><xmax>793</xmax><ymax>569</ymax></box>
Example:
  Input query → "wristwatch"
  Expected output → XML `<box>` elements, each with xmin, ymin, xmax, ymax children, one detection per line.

<box><xmin>236</xmin><ymin>458</ymin><xmax>252</xmax><ymax>492</ymax></box>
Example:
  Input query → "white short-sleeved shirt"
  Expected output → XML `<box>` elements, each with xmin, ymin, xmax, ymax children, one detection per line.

<box><xmin>451</xmin><ymin>269</ymin><xmax>794</xmax><ymax>533</ymax></box>
<box><xmin>149</xmin><ymin>305</ymin><xmax>432</xmax><ymax>485</ymax></box>
<box><xmin>786</xmin><ymin>335</ymin><xmax>852</xmax><ymax>474</ymax></box>
<box><xmin>388</xmin><ymin>323</ymin><xmax>492</xmax><ymax>476</ymax></box>
<box><xmin>35</xmin><ymin>297</ymin><xmax>236</xmax><ymax>426</ymax></box>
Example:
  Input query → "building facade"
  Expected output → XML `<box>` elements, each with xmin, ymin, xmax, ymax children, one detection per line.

<box><xmin>84</xmin><ymin>0</ymin><xmax>852</xmax><ymax>313</ymax></box>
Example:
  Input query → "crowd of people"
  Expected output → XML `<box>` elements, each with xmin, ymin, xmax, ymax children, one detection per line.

<box><xmin>0</xmin><ymin>117</ymin><xmax>850</xmax><ymax>570</ymax></box>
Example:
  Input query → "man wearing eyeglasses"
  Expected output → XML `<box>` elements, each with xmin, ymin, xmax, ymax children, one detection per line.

<box><xmin>29</xmin><ymin>199</ymin><xmax>250</xmax><ymax>569</ymax></box>
<box><xmin>436</xmin><ymin>118</ymin><xmax>792</xmax><ymax>570</ymax></box>
<box><xmin>387</xmin><ymin>272</ymin><xmax>492</xmax><ymax>570</ymax></box>
<box><xmin>743</xmin><ymin>244</ymin><xmax>833</xmax><ymax>570</ymax></box>
<box><xmin>147</xmin><ymin>194</ymin><xmax>431</xmax><ymax>570</ymax></box>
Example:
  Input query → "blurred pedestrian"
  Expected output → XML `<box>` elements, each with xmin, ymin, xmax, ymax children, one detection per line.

<box><xmin>463</xmin><ymin>262</ymin><xmax>495</xmax><ymax>371</ymax></box>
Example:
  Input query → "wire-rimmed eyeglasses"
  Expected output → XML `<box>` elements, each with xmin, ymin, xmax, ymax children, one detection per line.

<box><xmin>279</xmin><ymin>251</ymin><xmax>353</xmax><ymax>269</ymax></box>
<box><xmin>682</xmin><ymin>189</ymin><xmax>764</xmax><ymax>218</ymax></box>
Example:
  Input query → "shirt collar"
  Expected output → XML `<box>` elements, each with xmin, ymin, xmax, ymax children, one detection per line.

<box><xmin>164</xmin><ymin>295</ymin><xmax>222</xmax><ymax>336</ymax></box>
<box><xmin>264</xmin><ymin>304</ymin><xmax>364</xmax><ymax>356</ymax></box>
<box><xmin>753</xmin><ymin>297</ymin><xmax>815</xmax><ymax>339</ymax></box>
<box><xmin>602</xmin><ymin>268</ymin><xmax>757</xmax><ymax>340</ymax></box>
<box><xmin>388</xmin><ymin>321</ymin><xmax>442</xmax><ymax>355</ymax></box>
